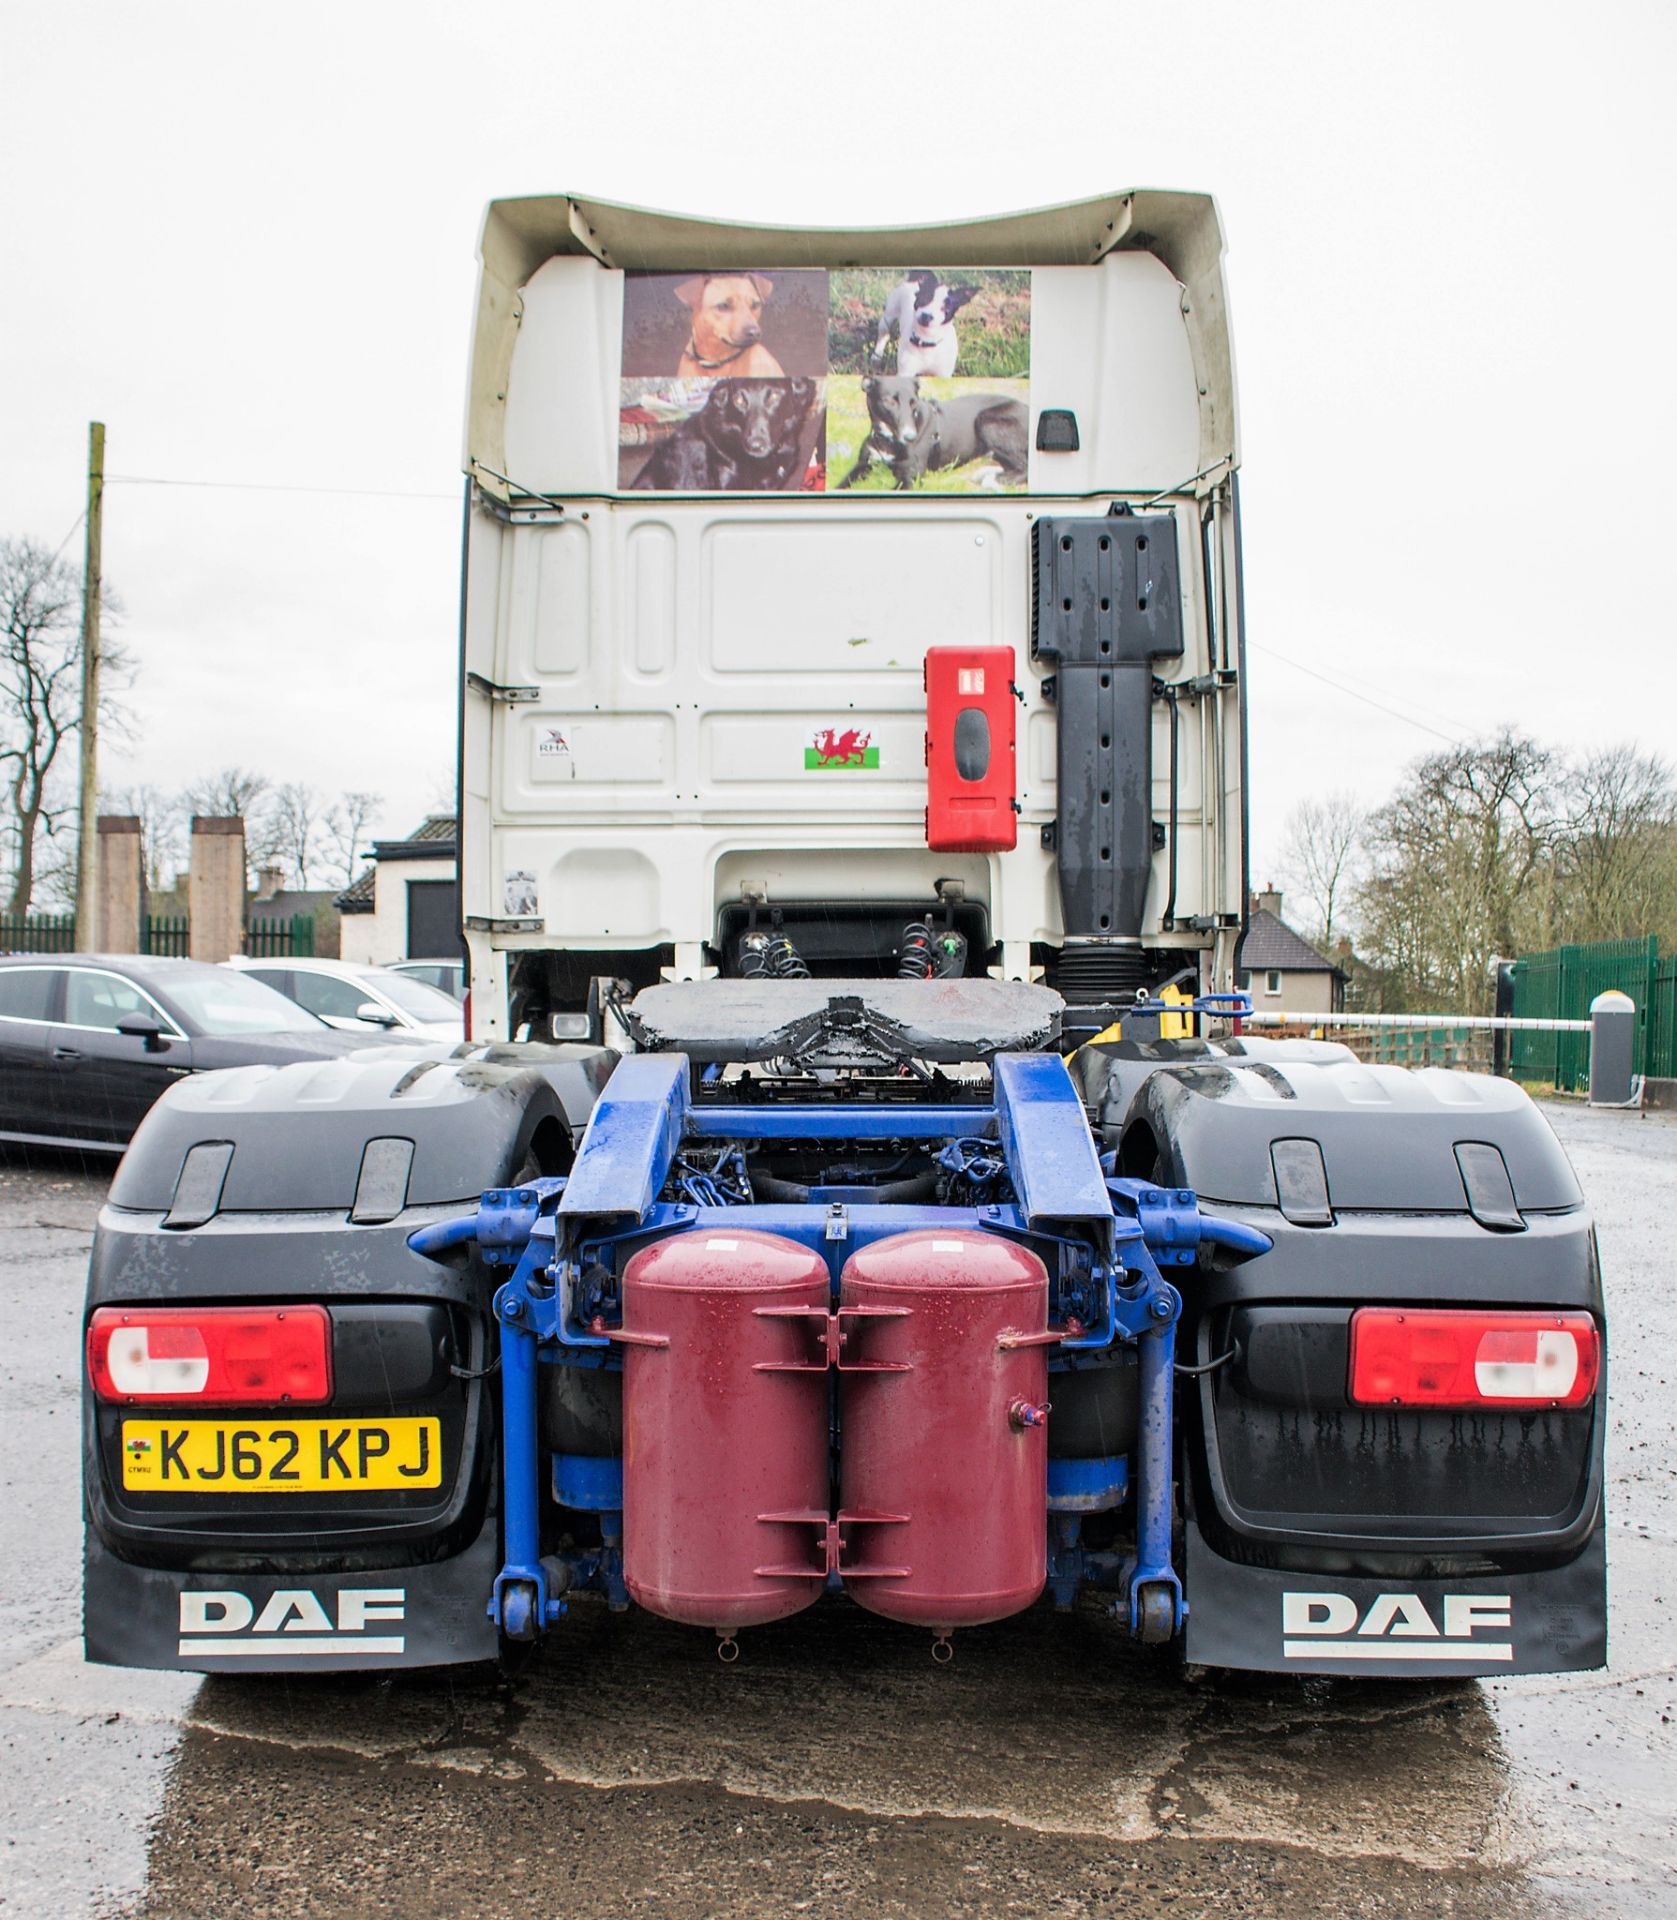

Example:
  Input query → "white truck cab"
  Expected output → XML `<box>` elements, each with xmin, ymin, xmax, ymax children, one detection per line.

<box><xmin>459</xmin><ymin>191</ymin><xmax>1246</xmax><ymax>1044</ymax></box>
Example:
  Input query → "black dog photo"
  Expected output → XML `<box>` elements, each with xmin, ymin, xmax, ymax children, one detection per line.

<box><xmin>829</xmin><ymin>375</ymin><xmax>1029</xmax><ymax>492</ymax></box>
<box><xmin>622</xmin><ymin>376</ymin><xmax>824</xmax><ymax>491</ymax></box>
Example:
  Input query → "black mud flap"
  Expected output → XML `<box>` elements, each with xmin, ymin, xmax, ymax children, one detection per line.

<box><xmin>83</xmin><ymin>1519</ymin><xmax>501</xmax><ymax>1674</ymax></box>
<box><xmin>1184</xmin><ymin>1516</ymin><xmax>1607</xmax><ymax>1678</ymax></box>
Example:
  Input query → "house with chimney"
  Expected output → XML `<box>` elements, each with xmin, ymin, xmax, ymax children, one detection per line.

<box><xmin>1238</xmin><ymin>886</ymin><xmax>1348</xmax><ymax>1015</ymax></box>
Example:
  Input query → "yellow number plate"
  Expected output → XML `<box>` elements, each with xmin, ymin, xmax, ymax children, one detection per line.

<box><xmin>120</xmin><ymin>1418</ymin><xmax>442</xmax><ymax>1493</ymax></box>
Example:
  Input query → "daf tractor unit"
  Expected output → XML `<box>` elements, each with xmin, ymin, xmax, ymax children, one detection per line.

<box><xmin>82</xmin><ymin>192</ymin><xmax>1606</xmax><ymax>1679</ymax></box>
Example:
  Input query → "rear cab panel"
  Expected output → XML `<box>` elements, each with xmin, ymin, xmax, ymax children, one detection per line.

<box><xmin>458</xmin><ymin>192</ymin><xmax>1247</xmax><ymax>1037</ymax></box>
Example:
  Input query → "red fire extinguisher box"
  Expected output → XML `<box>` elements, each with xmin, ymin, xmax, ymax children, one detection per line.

<box><xmin>924</xmin><ymin>646</ymin><xmax>1017</xmax><ymax>852</ymax></box>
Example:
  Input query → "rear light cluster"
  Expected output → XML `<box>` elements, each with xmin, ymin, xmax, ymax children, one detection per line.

<box><xmin>1349</xmin><ymin>1308</ymin><xmax>1599</xmax><ymax>1410</ymax></box>
<box><xmin>87</xmin><ymin>1306</ymin><xmax>332</xmax><ymax>1406</ymax></box>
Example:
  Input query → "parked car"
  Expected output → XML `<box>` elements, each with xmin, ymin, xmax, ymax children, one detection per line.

<box><xmin>227</xmin><ymin>957</ymin><xmax>464</xmax><ymax>1041</ymax></box>
<box><xmin>388</xmin><ymin>957</ymin><xmax>466</xmax><ymax>1001</ymax></box>
<box><xmin>0</xmin><ymin>954</ymin><xmax>430</xmax><ymax>1152</ymax></box>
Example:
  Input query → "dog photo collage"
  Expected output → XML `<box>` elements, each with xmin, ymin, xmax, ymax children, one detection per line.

<box><xmin>618</xmin><ymin>268</ymin><xmax>1031</xmax><ymax>493</ymax></box>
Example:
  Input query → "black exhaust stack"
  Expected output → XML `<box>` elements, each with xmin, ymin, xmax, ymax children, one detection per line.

<box><xmin>1033</xmin><ymin>512</ymin><xmax>1183</xmax><ymax>989</ymax></box>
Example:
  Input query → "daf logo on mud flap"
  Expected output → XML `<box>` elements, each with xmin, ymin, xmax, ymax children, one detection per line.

<box><xmin>177</xmin><ymin>1587</ymin><xmax>406</xmax><ymax>1658</ymax></box>
<box><xmin>1282</xmin><ymin>1590</ymin><xmax>1513</xmax><ymax>1663</ymax></box>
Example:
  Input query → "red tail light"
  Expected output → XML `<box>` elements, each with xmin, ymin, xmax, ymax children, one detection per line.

<box><xmin>1349</xmin><ymin>1308</ymin><xmax>1599</xmax><ymax>1410</ymax></box>
<box><xmin>87</xmin><ymin>1306</ymin><xmax>332</xmax><ymax>1406</ymax></box>
<box><xmin>462</xmin><ymin>986</ymin><xmax>472</xmax><ymax>1041</ymax></box>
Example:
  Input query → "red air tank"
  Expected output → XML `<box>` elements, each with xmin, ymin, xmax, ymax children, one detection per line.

<box><xmin>621</xmin><ymin>1229</ymin><xmax>829</xmax><ymax>1631</ymax></box>
<box><xmin>838</xmin><ymin>1229</ymin><xmax>1050</xmax><ymax>1629</ymax></box>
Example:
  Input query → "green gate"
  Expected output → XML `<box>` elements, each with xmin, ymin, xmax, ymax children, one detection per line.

<box><xmin>143</xmin><ymin>914</ymin><xmax>190</xmax><ymax>956</ymax></box>
<box><xmin>0</xmin><ymin>912</ymin><xmax>77</xmax><ymax>952</ymax></box>
<box><xmin>243</xmin><ymin>914</ymin><xmax>317</xmax><ymax>959</ymax></box>
<box><xmin>1651</xmin><ymin>951</ymin><xmax>1677</xmax><ymax>1085</ymax></box>
<box><xmin>1510</xmin><ymin>935</ymin><xmax>1661</xmax><ymax>1092</ymax></box>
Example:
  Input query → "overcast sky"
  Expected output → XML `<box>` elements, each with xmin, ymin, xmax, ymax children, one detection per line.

<box><xmin>4</xmin><ymin>1</ymin><xmax>1672</xmax><ymax>892</ymax></box>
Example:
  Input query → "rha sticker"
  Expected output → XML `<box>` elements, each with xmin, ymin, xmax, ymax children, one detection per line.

<box><xmin>805</xmin><ymin>727</ymin><xmax>877</xmax><ymax>770</ymax></box>
<box><xmin>536</xmin><ymin>725</ymin><xmax>575</xmax><ymax>779</ymax></box>
<box><xmin>504</xmin><ymin>870</ymin><xmax>538</xmax><ymax>917</ymax></box>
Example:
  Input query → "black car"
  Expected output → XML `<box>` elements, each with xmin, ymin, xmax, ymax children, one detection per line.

<box><xmin>0</xmin><ymin>953</ymin><xmax>429</xmax><ymax>1151</ymax></box>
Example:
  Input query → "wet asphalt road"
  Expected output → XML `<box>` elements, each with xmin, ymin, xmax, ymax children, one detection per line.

<box><xmin>0</xmin><ymin>1104</ymin><xmax>1672</xmax><ymax>1918</ymax></box>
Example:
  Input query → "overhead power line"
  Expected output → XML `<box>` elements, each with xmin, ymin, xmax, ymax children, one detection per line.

<box><xmin>1250</xmin><ymin>642</ymin><xmax>1468</xmax><ymax>746</ymax></box>
<box><xmin>45</xmin><ymin>507</ymin><xmax>87</xmax><ymax>567</ymax></box>
<box><xmin>108</xmin><ymin>473</ymin><xmax>459</xmax><ymax>503</ymax></box>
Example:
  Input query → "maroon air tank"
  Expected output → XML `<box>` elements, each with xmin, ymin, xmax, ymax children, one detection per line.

<box><xmin>620</xmin><ymin>1228</ymin><xmax>830</xmax><ymax>1630</ymax></box>
<box><xmin>837</xmin><ymin>1229</ymin><xmax>1050</xmax><ymax>1629</ymax></box>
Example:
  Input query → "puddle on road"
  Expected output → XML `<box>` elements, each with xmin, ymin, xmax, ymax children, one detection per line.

<box><xmin>174</xmin><ymin>1597</ymin><xmax>1536</xmax><ymax>1865</ymax></box>
<box><xmin>5</xmin><ymin>1573</ymin><xmax>1671</xmax><ymax>1915</ymax></box>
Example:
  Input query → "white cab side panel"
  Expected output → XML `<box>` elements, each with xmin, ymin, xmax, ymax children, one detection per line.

<box><xmin>463</xmin><ymin>496</ymin><xmax>1226</xmax><ymax>957</ymax></box>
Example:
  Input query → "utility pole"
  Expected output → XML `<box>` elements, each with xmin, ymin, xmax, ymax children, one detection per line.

<box><xmin>74</xmin><ymin>421</ymin><xmax>105</xmax><ymax>950</ymax></box>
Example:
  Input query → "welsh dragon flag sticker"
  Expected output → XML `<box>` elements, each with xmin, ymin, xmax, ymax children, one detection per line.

<box><xmin>806</xmin><ymin>726</ymin><xmax>878</xmax><ymax>769</ymax></box>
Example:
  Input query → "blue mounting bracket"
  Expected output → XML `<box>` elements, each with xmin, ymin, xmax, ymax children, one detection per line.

<box><xmin>1122</xmin><ymin>991</ymin><xmax>1254</xmax><ymax>1022</ymax></box>
<box><xmin>401</xmin><ymin>1052</ymin><xmax>1278</xmax><ymax>1650</ymax></box>
<box><xmin>992</xmin><ymin>1052</ymin><xmax>1113</xmax><ymax>1233</ymax></box>
<box><xmin>559</xmin><ymin>1053</ymin><xmax>688</xmax><ymax>1229</ymax></box>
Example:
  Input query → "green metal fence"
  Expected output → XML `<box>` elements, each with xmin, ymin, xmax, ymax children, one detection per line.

<box><xmin>243</xmin><ymin>914</ymin><xmax>316</xmax><ymax>959</ymax></box>
<box><xmin>1</xmin><ymin>910</ymin><xmax>320</xmax><ymax>962</ymax></box>
<box><xmin>1511</xmin><ymin>935</ymin><xmax>1663</xmax><ymax>1091</ymax></box>
<box><xmin>1652</xmin><ymin>951</ymin><xmax>1677</xmax><ymax>1087</ymax></box>
<box><xmin>0</xmin><ymin>911</ymin><xmax>77</xmax><ymax>952</ymax></box>
<box><xmin>143</xmin><ymin>914</ymin><xmax>190</xmax><ymax>956</ymax></box>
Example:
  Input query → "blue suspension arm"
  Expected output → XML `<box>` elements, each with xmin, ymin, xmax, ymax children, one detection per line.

<box><xmin>1102</xmin><ymin>1175</ymin><xmax>1273</xmax><ymax>1642</ymax></box>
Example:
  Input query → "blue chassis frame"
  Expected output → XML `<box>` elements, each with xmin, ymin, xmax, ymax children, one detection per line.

<box><xmin>410</xmin><ymin>1050</ymin><xmax>1271</xmax><ymax>1646</ymax></box>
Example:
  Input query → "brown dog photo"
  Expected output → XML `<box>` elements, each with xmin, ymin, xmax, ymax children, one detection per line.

<box><xmin>677</xmin><ymin>275</ymin><xmax>783</xmax><ymax>376</ymax></box>
<box><xmin>622</xmin><ymin>268</ymin><xmax>828</xmax><ymax>379</ymax></box>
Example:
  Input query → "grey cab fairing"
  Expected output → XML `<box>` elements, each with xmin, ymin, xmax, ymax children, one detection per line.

<box><xmin>1080</xmin><ymin>1035</ymin><xmax>1604</xmax><ymax>1602</ymax></box>
<box><xmin>1074</xmin><ymin>1035</ymin><xmax>1582</xmax><ymax>1215</ymax></box>
<box><xmin>106</xmin><ymin>1045</ymin><xmax>618</xmax><ymax>1216</ymax></box>
<box><xmin>84</xmin><ymin>1048</ymin><xmax>615</xmax><ymax>1612</ymax></box>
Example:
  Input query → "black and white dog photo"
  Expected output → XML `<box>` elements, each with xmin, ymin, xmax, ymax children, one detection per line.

<box><xmin>871</xmin><ymin>270</ymin><xmax>979</xmax><ymax>378</ymax></box>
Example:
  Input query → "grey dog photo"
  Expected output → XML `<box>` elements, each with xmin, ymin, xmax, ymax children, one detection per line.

<box><xmin>835</xmin><ymin>376</ymin><xmax>1029</xmax><ymax>491</ymax></box>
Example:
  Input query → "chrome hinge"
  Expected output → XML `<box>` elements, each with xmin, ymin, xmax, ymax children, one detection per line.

<box><xmin>466</xmin><ymin>671</ymin><xmax>540</xmax><ymax>705</ymax></box>
<box><xmin>465</xmin><ymin>915</ymin><xmax>546</xmax><ymax>934</ymax></box>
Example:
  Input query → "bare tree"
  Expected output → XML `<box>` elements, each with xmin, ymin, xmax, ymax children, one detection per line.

<box><xmin>263</xmin><ymin>781</ymin><xmax>325</xmax><ymax>889</ymax></box>
<box><xmin>1356</xmin><ymin>730</ymin><xmax>1558</xmax><ymax>1011</ymax></box>
<box><xmin>1277</xmin><ymin>792</ymin><xmax>1367</xmax><ymax>948</ymax></box>
<box><xmin>1</xmin><ymin>536</ymin><xmax>130</xmax><ymax>913</ymax></box>
<box><xmin>323</xmin><ymin>789</ymin><xmax>383</xmax><ymax>891</ymax></box>
<box><xmin>1553</xmin><ymin>745</ymin><xmax>1676</xmax><ymax>943</ymax></box>
<box><xmin>184</xmin><ymin>766</ymin><xmax>270</xmax><ymax>822</ymax></box>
